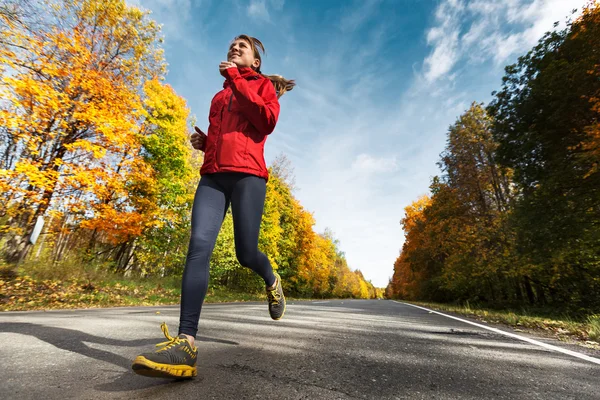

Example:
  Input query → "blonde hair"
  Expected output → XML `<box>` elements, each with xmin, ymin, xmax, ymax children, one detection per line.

<box><xmin>233</xmin><ymin>34</ymin><xmax>296</xmax><ymax>98</ymax></box>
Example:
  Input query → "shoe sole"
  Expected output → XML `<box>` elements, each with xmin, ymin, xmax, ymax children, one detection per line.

<box><xmin>132</xmin><ymin>356</ymin><xmax>197</xmax><ymax>379</ymax></box>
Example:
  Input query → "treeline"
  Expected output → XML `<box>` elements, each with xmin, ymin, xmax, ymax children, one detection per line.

<box><xmin>386</xmin><ymin>3</ymin><xmax>600</xmax><ymax>314</ymax></box>
<box><xmin>0</xmin><ymin>0</ymin><xmax>379</xmax><ymax>299</ymax></box>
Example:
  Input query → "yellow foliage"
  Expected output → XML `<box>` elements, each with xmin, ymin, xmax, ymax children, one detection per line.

<box><xmin>0</xmin><ymin>0</ymin><xmax>167</xmax><ymax>249</ymax></box>
<box><xmin>401</xmin><ymin>195</ymin><xmax>431</xmax><ymax>236</ymax></box>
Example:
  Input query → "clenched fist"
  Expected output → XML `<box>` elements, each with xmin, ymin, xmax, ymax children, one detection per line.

<box><xmin>219</xmin><ymin>61</ymin><xmax>237</xmax><ymax>77</ymax></box>
<box><xmin>191</xmin><ymin>126</ymin><xmax>207</xmax><ymax>151</ymax></box>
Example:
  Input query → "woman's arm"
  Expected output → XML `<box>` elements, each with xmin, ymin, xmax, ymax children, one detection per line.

<box><xmin>223</xmin><ymin>68</ymin><xmax>280</xmax><ymax>135</ymax></box>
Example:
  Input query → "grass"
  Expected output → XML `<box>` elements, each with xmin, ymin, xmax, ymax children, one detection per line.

<box><xmin>402</xmin><ymin>300</ymin><xmax>600</xmax><ymax>348</ymax></box>
<box><xmin>0</xmin><ymin>250</ymin><xmax>276</xmax><ymax>312</ymax></box>
<box><xmin>0</xmin><ymin>272</ymin><xmax>268</xmax><ymax>312</ymax></box>
<box><xmin>588</xmin><ymin>315</ymin><xmax>600</xmax><ymax>342</ymax></box>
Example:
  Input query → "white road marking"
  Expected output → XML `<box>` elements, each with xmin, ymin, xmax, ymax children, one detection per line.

<box><xmin>311</xmin><ymin>301</ymin><xmax>330</xmax><ymax>304</ymax></box>
<box><xmin>392</xmin><ymin>300</ymin><xmax>600</xmax><ymax>366</ymax></box>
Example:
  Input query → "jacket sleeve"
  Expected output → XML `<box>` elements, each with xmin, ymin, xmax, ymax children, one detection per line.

<box><xmin>223</xmin><ymin>68</ymin><xmax>280</xmax><ymax>135</ymax></box>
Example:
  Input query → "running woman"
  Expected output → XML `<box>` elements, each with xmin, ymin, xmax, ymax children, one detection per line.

<box><xmin>132</xmin><ymin>34</ymin><xmax>295</xmax><ymax>379</ymax></box>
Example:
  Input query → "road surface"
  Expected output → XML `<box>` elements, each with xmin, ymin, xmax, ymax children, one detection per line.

<box><xmin>0</xmin><ymin>300</ymin><xmax>598</xmax><ymax>399</ymax></box>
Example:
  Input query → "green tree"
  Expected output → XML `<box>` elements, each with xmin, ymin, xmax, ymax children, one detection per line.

<box><xmin>488</xmin><ymin>2</ymin><xmax>600</xmax><ymax>311</ymax></box>
<box><xmin>131</xmin><ymin>78</ymin><xmax>196</xmax><ymax>275</ymax></box>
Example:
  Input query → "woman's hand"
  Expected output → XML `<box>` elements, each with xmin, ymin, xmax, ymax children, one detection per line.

<box><xmin>219</xmin><ymin>61</ymin><xmax>237</xmax><ymax>77</ymax></box>
<box><xmin>191</xmin><ymin>126</ymin><xmax>207</xmax><ymax>150</ymax></box>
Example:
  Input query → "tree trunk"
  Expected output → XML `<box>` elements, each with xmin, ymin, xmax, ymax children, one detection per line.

<box><xmin>122</xmin><ymin>240</ymin><xmax>137</xmax><ymax>276</ymax></box>
<box><xmin>534</xmin><ymin>282</ymin><xmax>547</xmax><ymax>305</ymax></box>
<box><xmin>523</xmin><ymin>276</ymin><xmax>535</xmax><ymax>305</ymax></box>
<box><xmin>87</xmin><ymin>228</ymin><xmax>99</xmax><ymax>253</ymax></box>
<box><xmin>514</xmin><ymin>278</ymin><xmax>524</xmax><ymax>302</ymax></box>
<box><xmin>10</xmin><ymin>146</ymin><xmax>68</xmax><ymax>263</ymax></box>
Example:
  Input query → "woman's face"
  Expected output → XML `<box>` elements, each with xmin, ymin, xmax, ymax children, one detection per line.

<box><xmin>228</xmin><ymin>39</ymin><xmax>260</xmax><ymax>69</ymax></box>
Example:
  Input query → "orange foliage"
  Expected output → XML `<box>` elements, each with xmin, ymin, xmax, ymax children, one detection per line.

<box><xmin>0</xmin><ymin>0</ymin><xmax>165</xmax><ymax>251</ymax></box>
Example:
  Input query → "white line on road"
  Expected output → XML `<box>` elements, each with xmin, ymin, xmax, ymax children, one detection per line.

<box><xmin>392</xmin><ymin>300</ymin><xmax>600</xmax><ymax>366</ymax></box>
<box><xmin>311</xmin><ymin>301</ymin><xmax>330</xmax><ymax>304</ymax></box>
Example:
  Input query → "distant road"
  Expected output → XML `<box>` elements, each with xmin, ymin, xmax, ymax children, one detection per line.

<box><xmin>1</xmin><ymin>300</ymin><xmax>599</xmax><ymax>399</ymax></box>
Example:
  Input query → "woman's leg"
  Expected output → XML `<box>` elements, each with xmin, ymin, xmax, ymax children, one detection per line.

<box><xmin>230</xmin><ymin>175</ymin><xmax>276</xmax><ymax>288</ymax></box>
<box><xmin>178</xmin><ymin>175</ymin><xmax>230</xmax><ymax>338</ymax></box>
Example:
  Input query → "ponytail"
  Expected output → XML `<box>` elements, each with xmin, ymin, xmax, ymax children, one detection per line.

<box><xmin>263</xmin><ymin>74</ymin><xmax>296</xmax><ymax>98</ymax></box>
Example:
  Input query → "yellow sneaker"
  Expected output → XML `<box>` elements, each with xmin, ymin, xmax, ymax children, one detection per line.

<box><xmin>266</xmin><ymin>271</ymin><xmax>286</xmax><ymax>320</ymax></box>
<box><xmin>132</xmin><ymin>322</ymin><xmax>197</xmax><ymax>379</ymax></box>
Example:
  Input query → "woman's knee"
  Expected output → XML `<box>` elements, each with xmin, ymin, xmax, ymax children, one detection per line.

<box><xmin>189</xmin><ymin>233</ymin><xmax>213</xmax><ymax>254</ymax></box>
<box><xmin>236</xmin><ymin>248</ymin><xmax>258</xmax><ymax>267</ymax></box>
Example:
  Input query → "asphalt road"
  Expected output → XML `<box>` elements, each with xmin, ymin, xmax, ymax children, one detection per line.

<box><xmin>0</xmin><ymin>300</ymin><xmax>598</xmax><ymax>399</ymax></box>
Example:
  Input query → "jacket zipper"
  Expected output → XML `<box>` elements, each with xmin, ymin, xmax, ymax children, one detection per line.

<box><xmin>216</xmin><ymin>92</ymin><xmax>234</xmax><ymax>168</ymax></box>
<box><xmin>227</xmin><ymin>93</ymin><xmax>233</xmax><ymax>112</ymax></box>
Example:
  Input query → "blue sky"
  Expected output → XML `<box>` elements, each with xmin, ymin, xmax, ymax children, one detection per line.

<box><xmin>128</xmin><ymin>0</ymin><xmax>585</xmax><ymax>287</ymax></box>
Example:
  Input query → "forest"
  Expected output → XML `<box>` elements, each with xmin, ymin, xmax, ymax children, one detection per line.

<box><xmin>387</xmin><ymin>2</ymin><xmax>600</xmax><ymax>316</ymax></box>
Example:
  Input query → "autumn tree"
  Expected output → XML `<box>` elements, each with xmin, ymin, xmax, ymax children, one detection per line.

<box><xmin>0</xmin><ymin>0</ymin><xmax>165</xmax><ymax>262</ymax></box>
<box><xmin>436</xmin><ymin>104</ymin><xmax>517</xmax><ymax>302</ymax></box>
<box><xmin>389</xmin><ymin>105</ymin><xmax>517</xmax><ymax>303</ymax></box>
<box><xmin>389</xmin><ymin>194</ymin><xmax>447</xmax><ymax>301</ymax></box>
<box><xmin>488</xmin><ymin>1</ymin><xmax>600</xmax><ymax>310</ymax></box>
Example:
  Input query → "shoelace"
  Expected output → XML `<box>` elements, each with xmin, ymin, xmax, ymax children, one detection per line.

<box><xmin>155</xmin><ymin>322</ymin><xmax>183</xmax><ymax>352</ymax></box>
<box><xmin>267</xmin><ymin>288</ymin><xmax>281</xmax><ymax>306</ymax></box>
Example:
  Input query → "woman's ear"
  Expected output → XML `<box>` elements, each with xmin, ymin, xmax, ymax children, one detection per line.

<box><xmin>253</xmin><ymin>58</ymin><xmax>261</xmax><ymax>69</ymax></box>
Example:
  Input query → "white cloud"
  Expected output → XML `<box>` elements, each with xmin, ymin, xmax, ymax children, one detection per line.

<box><xmin>352</xmin><ymin>154</ymin><xmax>398</xmax><ymax>174</ymax></box>
<box><xmin>422</xmin><ymin>0</ymin><xmax>584</xmax><ymax>83</ymax></box>
<box><xmin>246</xmin><ymin>0</ymin><xmax>285</xmax><ymax>21</ymax></box>
<box><xmin>422</xmin><ymin>0</ymin><xmax>464</xmax><ymax>82</ymax></box>
<box><xmin>247</xmin><ymin>0</ymin><xmax>270</xmax><ymax>21</ymax></box>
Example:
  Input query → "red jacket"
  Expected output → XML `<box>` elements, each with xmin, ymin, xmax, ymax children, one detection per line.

<box><xmin>200</xmin><ymin>67</ymin><xmax>280</xmax><ymax>181</ymax></box>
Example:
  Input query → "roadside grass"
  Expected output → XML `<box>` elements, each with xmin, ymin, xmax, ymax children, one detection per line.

<box><xmin>0</xmin><ymin>272</ymin><xmax>267</xmax><ymax>312</ymax></box>
<box><xmin>0</xmin><ymin>253</ymin><xmax>272</xmax><ymax>311</ymax></box>
<box><xmin>401</xmin><ymin>300</ymin><xmax>600</xmax><ymax>347</ymax></box>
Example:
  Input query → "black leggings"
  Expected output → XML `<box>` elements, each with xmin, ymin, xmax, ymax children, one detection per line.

<box><xmin>178</xmin><ymin>172</ymin><xmax>276</xmax><ymax>338</ymax></box>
